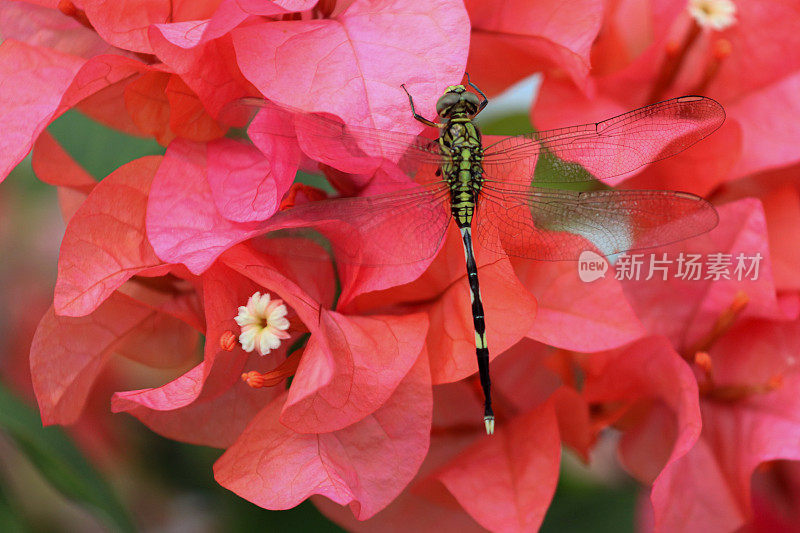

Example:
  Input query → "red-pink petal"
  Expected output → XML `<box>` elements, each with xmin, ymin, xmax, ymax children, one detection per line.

<box><xmin>146</xmin><ymin>139</ymin><xmax>260</xmax><ymax>273</ymax></box>
<box><xmin>220</xmin><ymin>243</ymin><xmax>327</xmax><ymax>325</ymax></box>
<box><xmin>653</xmin><ymin>371</ymin><xmax>800</xmax><ymax>532</ymax></box>
<box><xmin>701</xmin><ymin>0</ymin><xmax>800</xmax><ymax>104</ymax></box>
<box><xmin>214</xmin><ymin>354</ymin><xmax>432</xmax><ymax>520</ymax></box>
<box><xmin>80</xmin><ymin>0</ymin><xmax>173</xmax><ymax>53</ymax></box>
<box><xmin>516</xmin><ymin>259</ymin><xmax>646</xmax><ymax>351</ymax></box>
<box><xmin>0</xmin><ymin>39</ymin><xmax>84</xmax><ymax>182</ymax></box>
<box><xmin>222</xmin><ymin>243</ymin><xmax>422</xmax><ymax>432</ymax></box>
<box><xmin>282</xmin><ymin>311</ymin><xmax>428</xmax><ymax>433</ymax></box>
<box><xmin>31</xmin><ymin>292</ymin><xmax>155</xmax><ymax>425</ymax></box>
<box><xmin>31</xmin><ymin>131</ymin><xmax>96</xmax><ymax>222</ymax></box>
<box><xmin>0</xmin><ymin>1</ymin><xmax>112</xmax><ymax>58</ymax></box>
<box><xmin>315</xmin><ymin>380</ymin><xmax>494</xmax><ymax>531</ymax></box>
<box><xmin>582</xmin><ymin>336</ymin><xmax>702</xmax><ymax>485</ymax></box>
<box><xmin>148</xmin><ymin>30</ymin><xmax>250</xmax><ymax>119</ymax></box>
<box><xmin>114</xmin><ymin>311</ymin><xmax>199</xmax><ymax>369</ymax></box>
<box><xmin>113</xmin><ymin>351</ymin><xmax>283</xmax><ymax>448</ymax></box>
<box><xmin>231</xmin><ymin>0</ymin><xmax>469</xmax><ymax>132</ymax></box>
<box><xmin>54</xmin><ymin>156</ymin><xmax>164</xmax><ymax>317</ymax></box>
<box><xmin>206</xmin><ymin>136</ymin><xmax>298</xmax><ymax>222</ymax></box>
<box><xmin>150</xmin><ymin>0</ymin><xmax>316</xmax><ymax>51</ymax></box>
<box><xmin>466</xmin><ymin>0</ymin><xmax>602</xmax><ymax>94</ymax></box>
<box><xmin>1</xmin><ymin>47</ymin><xmax>146</xmax><ymax>183</ymax></box>
<box><xmin>729</xmin><ymin>71</ymin><xmax>800</xmax><ymax>178</ymax></box>
<box><xmin>111</xmin><ymin>263</ymin><xmax>259</xmax><ymax>414</ymax></box>
<box><xmin>436</xmin><ymin>400</ymin><xmax>561</xmax><ymax>532</ymax></box>
<box><xmin>621</xmin><ymin>199</ymin><xmax>782</xmax><ymax>351</ymax></box>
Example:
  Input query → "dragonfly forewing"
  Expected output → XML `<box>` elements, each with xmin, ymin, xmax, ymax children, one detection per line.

<box><xmin>481</xmin><ymin>96</ymin><xmax>725</xmax><ymax>187</ymax></box>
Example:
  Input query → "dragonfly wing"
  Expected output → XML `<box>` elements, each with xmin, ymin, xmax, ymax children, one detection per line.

<box><xmin>258</xmin><ymin>182</ymin><xmax>452</xmax><ymax>266</ymax></box>
<box><xmin>481</xmin><ymin>96</ymin><xmax>725</xmax><ymax>186</ymax></box>
<box><xmin>223</xmin><ymin>97</ymin><xmax>445</xmax><ymax>181</ymax></box>
<box><xmin>475</xmin><ymin>183</ymin><xmax>719</xmax><ymax>260</ymax></box>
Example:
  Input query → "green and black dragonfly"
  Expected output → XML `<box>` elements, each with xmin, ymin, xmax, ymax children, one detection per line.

<box><xmin>232</xmin><ymin>78</ymin><xmax>724</xmax><ymax>434</ymax></box>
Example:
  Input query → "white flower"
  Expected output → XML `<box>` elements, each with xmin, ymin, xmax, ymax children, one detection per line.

<box><xmin>689</xmin><ymin>0</ymin><xmax>737</xmax><ymax>31</ymax></box>
<box><xmin>234</xmin><ymin>292</ymin><xmax>290</xmax><ymax>356</ymax></box>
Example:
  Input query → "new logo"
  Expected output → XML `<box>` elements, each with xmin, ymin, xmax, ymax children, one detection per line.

<box><xmin>578</xmin><ymin>250</ymin><xmax>608</xmax><ymax>282</ymax></box>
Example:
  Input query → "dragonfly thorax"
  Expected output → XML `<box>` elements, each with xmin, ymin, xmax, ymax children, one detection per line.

<box><xmin>439</xmin><ymin>117</ymin><xmax>484</xmax><ymax>228</ymax></box>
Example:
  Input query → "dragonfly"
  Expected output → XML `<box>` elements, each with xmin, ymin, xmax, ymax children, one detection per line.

<box><xmin>229</xmin><ymin>77</ymin><xmax>725</xmax><ymax>435</ymax></box>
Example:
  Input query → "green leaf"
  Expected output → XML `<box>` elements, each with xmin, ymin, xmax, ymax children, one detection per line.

<box><xmin>0</xmin><ymin>481</ymin><xmax>28</xmax><ymax>533</ymax></box>
<box><xmin>0</xmin><ymin>382</ymin><xmax>135</xmax><ymax>533</ymax></box>
<box><xmin>478</xmin><ymin>111</ymin><xmax>535</xmax><ymax>136</ymax></box>
<box><xmin>48</xmin><ymin>110</ymin><xmax>164</xmax><ymax>180</ymax></box>
<box><xmin>540</xmin><ymin>461</ymin><xmax>637</xmax><ymax>533</ymax></box>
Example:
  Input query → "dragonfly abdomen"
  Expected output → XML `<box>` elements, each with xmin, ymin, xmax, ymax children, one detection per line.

<box><xmin>459</xmin><ymin>226</ymin><xmax>494</xmax><ymax>434</ymax></box>
<box><xmin>450</xmin><ymin>186</ymin><xmax>476</xmax><ymax>227</ymax></box>
<box><xmin>440</xmin><ymin>115</ymin><xmax>493</xmax><ymax>433</ymax></box>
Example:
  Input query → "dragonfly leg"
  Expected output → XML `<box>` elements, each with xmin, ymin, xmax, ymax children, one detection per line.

<box><xmin>401</xmin><ymin>84</ymin><xmax>440</xmax><ymax>128</ymax></box>
<box><xmin>465</xmin><ymin>73</ymin><xmax>488</xmax><ymax>114</ymax></box>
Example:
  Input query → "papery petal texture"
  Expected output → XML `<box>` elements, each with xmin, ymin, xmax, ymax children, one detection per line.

<box><xmin>0</xmin><ymin>39</ymin><xmax>84</xmax><ymax>181</ymax></box>
<box><xmin>653</xmin><ymin>371</ymin><xmax>800</xmax><ymax>533</ymax></box>
<box><xmin>231</xmin><ymin>0</ymin><xmax>470</xmax><ymax>131</ymax></box>
<box><xmin>31</xmin><ymin>293</ymin><xmax>156</xmax><ymax>425</ymax></box>
<box><xmin>54</xmin><ymin>156</ymin><xmax>165</xmax><ymax>317</ymax></box>
<box><xmin>281</xmin><ymin>311</ymin><xmax>428</xmax><ymax>433</ymax></box>
<box><xmin>466</xmin><ymin>0</ymin><xmax>603</xmax><ymax>94</ymax></box>
<box><xmin>582</xmin><ymin>337</ymin><xmax>702</xmax><ymax>485</ymax></box>
<box><xmin>437</xmin><ymin>400</ymin><xmax>561</xmax><ymax>533</ymax></box>
<box><xmin>214</xmin><ymin>355</ymin><xmax>432</xmax><ymax>520</ymax></box>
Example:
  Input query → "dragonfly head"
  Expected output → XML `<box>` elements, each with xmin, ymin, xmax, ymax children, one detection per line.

<box><xmin>437</xmin><ymin>85</ymin><xmax>481</xmax><ymax>118</ymax></box>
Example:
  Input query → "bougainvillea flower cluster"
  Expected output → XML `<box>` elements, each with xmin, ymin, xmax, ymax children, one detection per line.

<box><xmin>3</xmin><ymin>0</ymin><xmax>799</xmax><ymax>531</ymax></box>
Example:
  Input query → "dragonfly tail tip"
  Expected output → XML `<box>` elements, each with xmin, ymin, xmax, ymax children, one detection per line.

<box><xmin>484</xmin><ymin>416</ymin><xmax>495</xmax><ymax>435</ymax></box>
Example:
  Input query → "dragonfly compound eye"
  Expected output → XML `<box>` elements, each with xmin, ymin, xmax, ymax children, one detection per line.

<box><xmin>463</xmin><ymin>91</ymin><xmax>480</xmax><ymax>106</ymax></box>
<box><xmin>462</xmin><ymin>91</ymin><xmax>481</xmax><ymax>114</ymax></box>
<box><xmin>436</xmin><ymin>92</ymin><xmax>461</xmax><ymax>116</ymax></box>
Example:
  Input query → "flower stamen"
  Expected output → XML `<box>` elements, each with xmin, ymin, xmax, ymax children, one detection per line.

<box><xmin>687</xmin><ymin>293</ymin><xmax>785</xmax><ymax>403</ymax></box>
<box><xmin>648</xmin><ymin>1</ymin><xmax>736</xmax><ymax>102</ymax></box>
<box><xmin>241</xmin><ymin>350</ymin><xmax>303</xmax><ymax>389</ymax></box>
<box><xmin>700</xmin><ymin>373</ymin><xmax>784</xmax><ymax>402</ymax></box>
<box><xmin>58</xmin><ymin>1</ymin><xmax>93</xmax><ymax>29</ymax></box>
<box><xmin>686</xmin><ymin>290</ymin><xmax>749</xmax><ymax>358</ymax></box>
<box><xmin>220</xmin><ymin>330</ymin><xmax>237</xmax><ymax>352</ymax></box>
<box><xmin>691</xmin><ymin>38</ymin><xmax>733</xmax><ymax>93</ymax></box>
<box><xmin>647</xmin><ymin>23</ymin><xmax>702</xmax><ymax>103</ymax></box>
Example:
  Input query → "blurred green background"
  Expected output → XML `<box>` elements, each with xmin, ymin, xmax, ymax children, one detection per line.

<box><xmin>0</xmin><ymin>109</ymin><xmax>640</xmax><ymax>532</ymax></box>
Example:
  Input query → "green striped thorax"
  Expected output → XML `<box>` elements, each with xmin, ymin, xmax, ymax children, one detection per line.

<box><xmin>436</xmin><ymin>85</ymin><xmax>485</xmax><ymax>228</ymax></box>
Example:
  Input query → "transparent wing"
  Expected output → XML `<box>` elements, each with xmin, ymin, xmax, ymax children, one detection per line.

<box><xmin>222</xmin><ymin>97</ymin><xmax>445</xmax><ymax>179</ymax></box>
<box><xmin>475</xmin><ymin>183</ymin><xmax>719</xmax><ymax>260</ymax></box>
<box><xmin>481</xmin><ymin>96</ymin><xmax>725</xmax><ymax>186</ymax></box>
<box><xmin>256</xmin><ymin>181</ymin><xmax>453</xmax><ymax>266</ymax></box>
